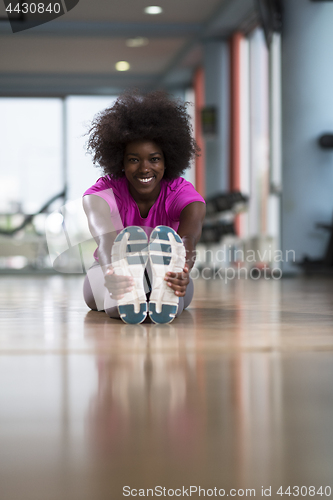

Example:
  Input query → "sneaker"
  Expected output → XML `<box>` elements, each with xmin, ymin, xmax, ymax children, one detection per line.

<box><xmin>111</xmin><ymin>226</ymin><xmax>148</xmax><ymax>324</ymax></box>
<box><xmin>148</xmin><ymin>226</ymin><xmax>186</xmax><ymax>324</ymax></box>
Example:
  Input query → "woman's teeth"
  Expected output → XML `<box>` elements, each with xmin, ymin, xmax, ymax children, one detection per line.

<box><xmin>138</xmin><ymin>177</ymin><xmax>154</xmax><ymax>183</ymax></box>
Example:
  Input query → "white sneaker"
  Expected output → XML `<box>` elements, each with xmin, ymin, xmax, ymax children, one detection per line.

<box><xmin>111</xmin><ymin>226</ymin><xmax>148</xmax><ymax>324</ymax></box>
<box><xmin>148</xmin><ymin>226</ymin><xmax>186</xmax><ymax>324</ymax></box>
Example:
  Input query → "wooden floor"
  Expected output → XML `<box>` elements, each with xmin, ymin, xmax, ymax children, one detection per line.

<box><xmin>1</xmin><ymin>275</ymin><xmax>333</xmax><ymax>500</ymax></box>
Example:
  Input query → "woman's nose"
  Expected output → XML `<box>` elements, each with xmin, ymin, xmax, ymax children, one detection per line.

<box><xmin>139</xmin><ymin>160</ymin><xmax>150</xmax><ymax>171</ymax></box>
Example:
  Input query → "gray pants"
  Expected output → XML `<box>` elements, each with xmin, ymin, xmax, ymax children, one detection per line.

<box><xmin>83</xmin><ymin>260</ymin><xmax>194</xmax><ymax>320</ymax></box>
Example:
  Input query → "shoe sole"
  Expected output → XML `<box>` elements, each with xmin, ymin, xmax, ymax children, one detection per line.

<box><xmin>148</xmin><ymin>226</ymin><xmax>186</xmax><ymax>324</ymax></box>
<box><xmin>111</xmin><ymin>226</ymin><xmax>148</xmax><ymax>324</ymax></box>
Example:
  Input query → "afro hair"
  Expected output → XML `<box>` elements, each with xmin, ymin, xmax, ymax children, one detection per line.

<box><xmin>86</xmin><ymin>90</ymin><xmax>199</xmax><ymax>179</ymax></box>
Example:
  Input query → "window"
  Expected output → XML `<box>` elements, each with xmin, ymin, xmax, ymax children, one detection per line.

<box><xmin>0</xmin><ymin>96</ymin><xmax>116</xmax><ymax>270</ymax></box>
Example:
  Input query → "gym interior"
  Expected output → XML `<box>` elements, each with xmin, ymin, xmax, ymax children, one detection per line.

<box><xmin>0</xmin><ymin>0</ymin><xmax>333</xmax><ymax>498</ymax></box>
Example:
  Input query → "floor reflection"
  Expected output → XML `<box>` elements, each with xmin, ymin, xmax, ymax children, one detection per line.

<box><xmin>86</xmin><ymin>314</ymin><xmax>206</xmax><ymax>462</ymax></box>
<box><xmin>83</xmin><ymin>314</ymin><xmax>285</xmax><ymax>492</ymax></box>
<box><xmin>1</xmin><ymin>277</ymin><xmax>333</xmax><ymax>499</ymax></box>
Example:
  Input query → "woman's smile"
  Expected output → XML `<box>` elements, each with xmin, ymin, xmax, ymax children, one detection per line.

<box><xmin>137</xmin><ymin>176</ymin><xmax>155</xmax><ymax>184</ymax></box>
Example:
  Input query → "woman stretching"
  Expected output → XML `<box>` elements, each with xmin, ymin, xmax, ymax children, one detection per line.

<box><xmin>82</xmin><ymin>91</ymin><xmax>206</xmax><ymax>324</ymax></box>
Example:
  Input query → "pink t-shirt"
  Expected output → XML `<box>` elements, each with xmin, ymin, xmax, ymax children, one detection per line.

<box><xmin>83</xmin><ymin>175</ymin><xmax>205</xmax><ymax>235</ymax></box>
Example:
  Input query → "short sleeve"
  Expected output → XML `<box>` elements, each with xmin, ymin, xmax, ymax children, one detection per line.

<box><xmin>165</xmin><ymin>178</ymin><xmax>205</xmax><ymax>222</ymax></box>
<box><xmin>83</xmin><ymin>177</ymin><xmax>123</xmax><ymax>231</ymax></box>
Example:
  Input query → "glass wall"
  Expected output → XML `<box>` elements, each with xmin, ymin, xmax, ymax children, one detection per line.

<box><xmin>66</xmin><ymin>96</ymin><xmax>117</xmax><ymax>202</ymax></box>
<box><xmin>0</xmin><ymin>96</ymin><xmax>116</xmax><ymax>271</ymax></box>
<box><xmin>0</xmin><ymin>98</ymin><xmax>63</xmax><ymax>214</ymax></box>
<box><xmin>232</xmin><ymin>28</ymin><xmax>281</xmax><ymax>269</ymax></box>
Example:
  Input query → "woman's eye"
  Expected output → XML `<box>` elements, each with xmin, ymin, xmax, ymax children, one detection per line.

<box><xmin>151</xmin><ymin>157</ymin><xmax>160</xmax><ymax>162</ymax></box>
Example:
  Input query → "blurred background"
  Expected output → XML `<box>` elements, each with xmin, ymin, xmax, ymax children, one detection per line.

<box><xmin>1</xmin><ymin>3</ymin><xmax>333</xmax><ymax>498</ymax></box>
<box><xmin>0</xmin><ymin>0</ymin><xmax>333</xmax><ymax>276</ymax></box>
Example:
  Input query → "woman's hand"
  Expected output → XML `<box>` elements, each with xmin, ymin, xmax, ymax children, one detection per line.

<box><xmin>164</xmin><ymin>264</ymin><xmax>190</xmax><ymax>297</ymax></box>
<box><xmin>104</xmin><ymin>266</ymin><xmax>134</xmax><ymax>300</ymax></box>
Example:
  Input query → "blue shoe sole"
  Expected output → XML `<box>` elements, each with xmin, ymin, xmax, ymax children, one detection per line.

<box><xmin>118</xmin><ymin>303</ymin><xmax>148</xmax><ymax>325</ymax></box>
<box><xmin>148</xmin><ymin>303</ymin><xmax>178</xmax><ymax>324</ymax></box>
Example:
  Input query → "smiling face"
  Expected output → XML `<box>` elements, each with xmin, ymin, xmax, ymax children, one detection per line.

<box><xmin>123</xmin><ymin>140</ymin><xmax>165</xmax><ymax>202</ymax></box>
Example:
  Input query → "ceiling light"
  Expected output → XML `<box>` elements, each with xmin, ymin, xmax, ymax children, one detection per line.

<box><xmin>115</xmin><ymin>61</ymin><xmax>130</xmax><ymax>71</ymax></box>
<box><xmin>144</xmin><ymin>6</ymin><xmax>163</xmax><ymax>14</ymax></box>
<box><xmin>126</xmin><ymin>37</ymin><xmax>149</xmax><ymax>48</ymax></box>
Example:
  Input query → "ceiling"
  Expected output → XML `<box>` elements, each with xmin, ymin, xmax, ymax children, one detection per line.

<box><xmin>0</xmin><ymin>0</ymin><xmax>258</xmax><ymax>95</ymax></box>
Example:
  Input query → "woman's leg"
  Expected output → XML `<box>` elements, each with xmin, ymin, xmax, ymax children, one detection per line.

<box><xmin>176</xmin><ymin>276</ymin><xmax>194</xmax><ymax>317</ymax></box>
<box><xmin>84</xmin><ymin>226</ymin><xmax>193</xmax><ymax>322</ymax></box>
<box><xmin>83</xmin><ymin>261</ymin><xmax>120</xmax><ymax>319</ymax></box>
<box><xmin>83</xmin><ymin>261</ymin><xmax>193</xmax><ymax>320</ymax></box>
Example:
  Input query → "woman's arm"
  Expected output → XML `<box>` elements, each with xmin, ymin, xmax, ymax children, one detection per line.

<box><xmin>164</xmin><ymin>201</ymin><xmax>206</xmax><ymax>297</ymax></box>
<box><xmin>177</xmin><ymin>201</ymin><xmax>206</xmax><ymax>271</ymax></box>
<box><xmin>82</xmin><ymin>194</ymin><xmax>133</xmax><ymax>299</ymax></box>
<box><xmin>82</xmin><ymin>194</ymin><xmax>116</xmax><ymax>267</ymax></box>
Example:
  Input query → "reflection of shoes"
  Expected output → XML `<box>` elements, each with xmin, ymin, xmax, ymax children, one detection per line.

<box><xmin>148</xmin><ymin>225</ymin><xmax>186</xmax><ymax>324</ymax></box>
<box><xmin>111</xmin><ymin>226</ymin><xmax>148</xmax><ymax>324</ymax></box>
